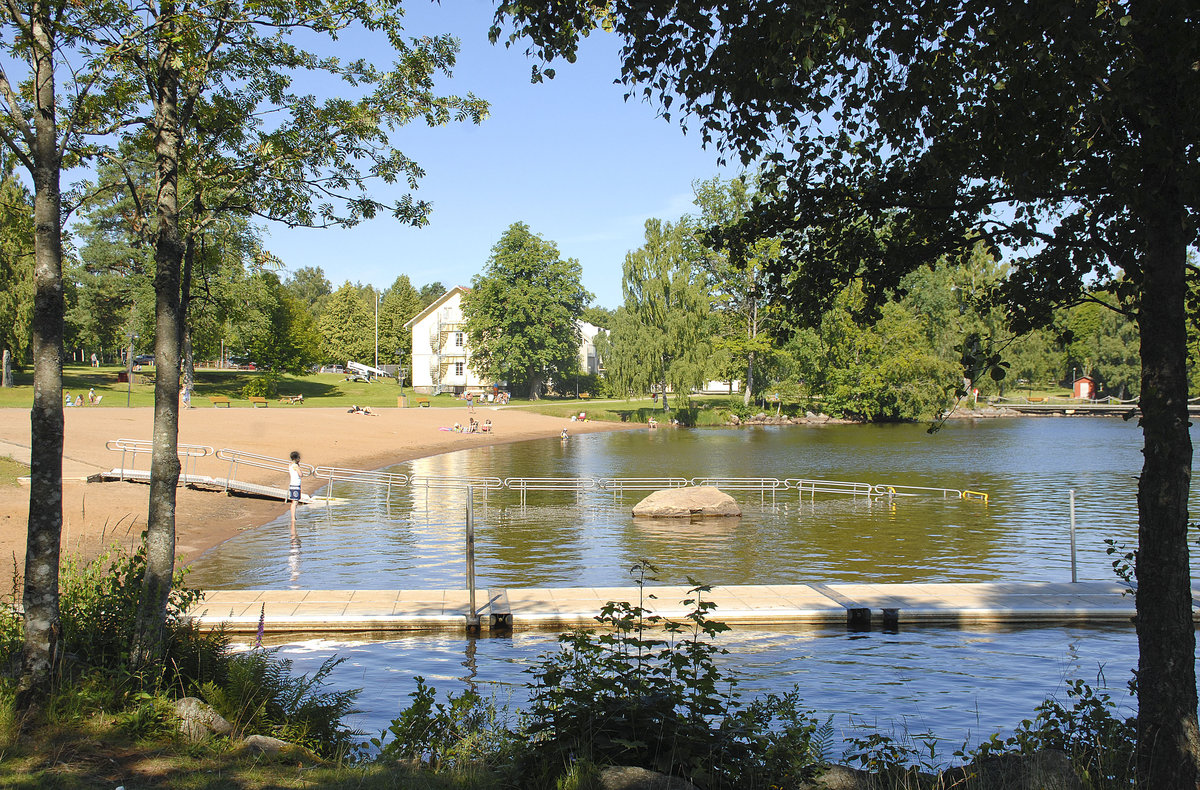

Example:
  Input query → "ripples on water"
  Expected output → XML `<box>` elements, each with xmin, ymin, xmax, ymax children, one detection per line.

<box><xmin>189</xmin><ymin>418</ymin><xmax>1196</xmax><ymax>756</ymax></box>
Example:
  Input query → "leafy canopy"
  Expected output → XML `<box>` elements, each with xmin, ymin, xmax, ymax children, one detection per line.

<box><xmin>463</xmin><ymin>222</ymin><xmax>591</xmax><ymax>399</ymax></box>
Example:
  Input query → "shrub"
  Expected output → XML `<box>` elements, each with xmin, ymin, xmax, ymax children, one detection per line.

<box><xmin>241</xmin><ymin>372</ymin><xmax>281</xmax><ymax>399</ymax></box>
<box><xmin>516</xmin><ymin>561</ymin><xmax>826</xmax><ymax>789</ymax></box>
<box><xmin>373</xmin><ymin>676</ymin><xmax>512</xmax><ymax>770</ymax></box>
<box><xmin>201</xmin><ymin>650</ymin><xmax>361</xmax><ymax>760</ymax></box>
<box><xmin>968</xmin><ymin>678</ymin><xmax>1137</xmax><ymax>789</ymax></box>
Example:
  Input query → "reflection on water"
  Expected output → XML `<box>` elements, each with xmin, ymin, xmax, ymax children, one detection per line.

<box><xmin>188</xmin><ymin>418</ymin><xmax>1196</xmax><ymax>754</ymax></box>
<box><xmin>190</xmin><ymin>418</ymin><xmax>1191</xmax><ymax>590</ymax></box>
<box><xmin>264</xmin><ymin>623</ymin><xmax>1146</xmax><ymax>756</ymax></box>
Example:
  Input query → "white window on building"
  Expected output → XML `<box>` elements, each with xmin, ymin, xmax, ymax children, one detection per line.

<box><xmin>455</xmin><ymin>362</ymin><xmax>464</xmax><ymax>376</ymax></box>
<box><xmin>455</xmin><ymin>332</ymin><xmax>464</xmax><ymax>347</ymax></box>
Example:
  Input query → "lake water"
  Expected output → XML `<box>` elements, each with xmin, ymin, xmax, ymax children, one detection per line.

<box><xmin>188</xmin><ymin>417</ymin><xmax>1196</xmax><ymax>755</ymax></box>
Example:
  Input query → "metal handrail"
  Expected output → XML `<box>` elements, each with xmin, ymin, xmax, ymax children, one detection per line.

<box><xmin>106</xmin><ymin>438</ymin><xmax>214</xmax><ymax>481</ymax></box>
<box><xmin>871</xmin><ymin>483</ymin><xmax>965</xmax><ymax>499</ymax></box>
<box><xmin>409</xmin><ymin>475</ymin><xmax>504</xmax><ymax>490</ymax></box>
<box><xmin>313</xmin><ymin>467</ymin><xmax>409</xmax><ymax>499</ymax></box>
<box><xmin>597</xmin><ymin>477</ymin><xmax>690</xmax><ymax>493</ymax></box>
<box><xmin>214</xmin><ymin>448</ymin><xmax>315</xmax><ymax>492</ymax></box>
<box><xmin>690</xmin><ymin>477</ymin><xmax>786</xmax><ymax>505</ymax></box>
<box><xmin>786</xmin><ymin>478</ymin><xmax>877</xmax><ymax>498</ymax></box>
<box><xmin>505</xmin><ymin>477</ymin><xmax>597</xmax><ymax>506</ymax></box>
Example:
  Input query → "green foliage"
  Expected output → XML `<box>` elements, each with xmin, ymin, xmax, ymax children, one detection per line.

<box><xmin>463</xmin><ymin>223</ymin><xmax>592</xmax><ymax>399</ymax></box>
<box><xmin>0</xmin><ymin>163</ymin><xmax>35</xmax><ymax>367</ymax></box>
<box><xmin>240</xmin><ymin>372</ymin><xmax>281</xmax><ymax>399</ymax></box>
<box><xmin>229</xmin><ymin>274</ymin><xmax>323</xmax><ymax>376</ymax></box>
<box><xmin>318</xmin><ymin>283</ymin><xmax>378</xmax><ymax>365</ymax></box>
<box><xmin>969</xmin><ymin>680</ymin><xmax>1137</xmax><ymax>789</ymax></box>
<box><xmin>200</xmin><ymin>650</ymin><xmax>361</xmax><ymax>760</ymax></box>
<box><xmin>517</xmin><ymin>562</ymin><xmax>824</xmax><ymax>789</ymax></box>
<box><xmin>55</xmin><ymin>544</ymin><xmax>201</xmax><ymax>672</ymax></box>
<box><xmin>602</xmin><ymin>219</ymin><xmax>712</xmax><ymax>408</ymax></box>
<box><xmin>373</xmin><ymin>676</ymin><xmax>512</xmax><ymax>770</ymax></box>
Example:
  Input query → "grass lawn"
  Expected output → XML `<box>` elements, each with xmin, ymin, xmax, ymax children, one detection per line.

<box><xmin>0</xmin><ymin>455</ymin><xmax>28</xmax><ymax>485</ymax></box>
<box><xmin>0</xmin><ymin>367</ymin><xmax>534</xmax><ymax>410</ymax></box>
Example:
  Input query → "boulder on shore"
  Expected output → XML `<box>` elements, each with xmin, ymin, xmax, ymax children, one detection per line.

<box><xmin>632</xmin><ymin>486</ymin><xmax>741</xmax><ymax>518</ymax></box>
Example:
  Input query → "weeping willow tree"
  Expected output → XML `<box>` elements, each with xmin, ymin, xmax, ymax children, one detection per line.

<box><xmin>600</xmin><ymin>219</ymin><xmax>711</xmax><ymax>409</ymax></box>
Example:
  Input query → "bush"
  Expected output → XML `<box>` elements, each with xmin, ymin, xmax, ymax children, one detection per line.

<box><xmin>968</xmin><ymin>678</ymin><xmax>1137</xmax><ymax>788</ymax></box>
<box><xmin>373</xmin><ymin>676</ymin><xmax>512</xmax><ymax>770</ymax></box>
<box><xmin>240</xmin><ymin>372</ymin><xmax>281</xmax><ymax>399</ymax></box>
<box><xmin>516</xmin><ymin>561</ymin><xmax>827</xmax><ymax>789</ymax></box>
<box><xmin>0</xmin><ymin>546</ymin><xmax>361</xmax><ymax>760</ymax></box>
<box><xmin>200</xmin><ymin>650</ymin><xmax>362</xmax><ymax>759</ymax></box>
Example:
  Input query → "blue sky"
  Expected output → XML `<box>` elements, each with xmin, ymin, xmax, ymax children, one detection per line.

<box><xmin>263</xmin><ymin>1</ymin><xmax>737</xmax><ymax>309</ymax></box>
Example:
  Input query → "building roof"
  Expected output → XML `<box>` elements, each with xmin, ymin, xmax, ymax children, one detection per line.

<box><xmin>402</xmin><ymin>285</ymin><xmax>470</xmax><ymax>330</ymax></box>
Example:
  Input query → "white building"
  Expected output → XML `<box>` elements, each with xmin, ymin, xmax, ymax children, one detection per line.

<box><xmin>405</xmin><ymin>287</ymin><xmax>605</xmax><ymax>395</ymax></box>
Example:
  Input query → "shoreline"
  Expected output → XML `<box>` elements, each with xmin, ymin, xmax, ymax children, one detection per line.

<box><xmin>0</xmin><ymin>406</ymin><xmax>634</xmax><ymax>571</ymax></box>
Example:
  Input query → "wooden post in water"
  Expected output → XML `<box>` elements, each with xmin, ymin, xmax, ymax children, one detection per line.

<box><xmin>1069</xmin><ymin>489</ymin><xmax>1077</xmax><ymax>583</ymax></box>
<box><xmin>466</xmin><ymin>486</ymin><xmax>479</xmax><ymax>632</ymax></box>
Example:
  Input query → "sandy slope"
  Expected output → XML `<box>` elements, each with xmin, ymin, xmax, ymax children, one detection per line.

<box><xmin>0</xmin><ymin>404</ymin><xmax>629</xmax><ymax>571</ymax></box>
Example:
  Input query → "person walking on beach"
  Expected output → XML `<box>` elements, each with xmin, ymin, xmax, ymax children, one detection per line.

<box><xmin>288</xmin><ymin>451</ymin><xmax>303</xmax><ymax>542</ymax></box>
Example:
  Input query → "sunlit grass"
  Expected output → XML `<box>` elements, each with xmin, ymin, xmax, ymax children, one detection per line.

<box><xmin>0</xmin><ymin>456</ymin><xmax>27</xmax><ymax>486</ymax></box>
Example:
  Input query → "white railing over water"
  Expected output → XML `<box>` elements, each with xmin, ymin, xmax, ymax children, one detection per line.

<box><xmin>107</xmin><ymin>441</ymin><xmax>987</xmax><ymax>505</ymax></box>
<box><xmin>214</xmin><ymin>448</ymin><xmax>315</xmax><ymax>493</ymax></box>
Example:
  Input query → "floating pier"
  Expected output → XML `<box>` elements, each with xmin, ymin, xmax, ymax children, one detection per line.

<box><xmin>187</xmin><ymin>580</ymin><xmax>1168</xmax><ymax>635</ymax></box>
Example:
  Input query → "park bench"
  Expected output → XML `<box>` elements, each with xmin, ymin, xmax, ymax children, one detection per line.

<box><xmin>209</xmin><ymin>395</ymin><xmax>231</xmax><ymax>408</ymax></box>
<box><xmin>249</xmin><ymin>396</ymin><xmax>268</xmax><ymax>408</ymax></box>
<box><xmin>416</xmin><ymin>397</ymin><xmax>431</xmax><ymax>407</ymax></box>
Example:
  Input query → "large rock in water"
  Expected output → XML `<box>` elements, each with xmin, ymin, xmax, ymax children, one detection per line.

<box><xmin>632</xmin><ymin>486</ymin><xmax>741</xmax><ymax>518</ymax></box>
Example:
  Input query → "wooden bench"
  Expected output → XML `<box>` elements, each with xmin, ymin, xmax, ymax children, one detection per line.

<box><xmin>209</xmin><ymin>396</ymin><xmax>231</xmax><ymax>408</ymax></box>
<box><xmin>249</xmin><ymin>396</ymin><xmax>268</xmax><ymax>408</ymax></box>
<box><xmin>416</xmin><ymin>397</ymin><xmax>431</xmax><ymax>407</ymax></box>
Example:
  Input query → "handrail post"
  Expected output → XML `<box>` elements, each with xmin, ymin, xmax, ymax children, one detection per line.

<box><xmin>1069</xmin><ymin>489</ymin><xmax>1077</xmax><ymax>583</ymax></box>
<box><xmin>466</xmin><ymin>486</ymin><xmax>479</xmax><ymax>632</ymax></box>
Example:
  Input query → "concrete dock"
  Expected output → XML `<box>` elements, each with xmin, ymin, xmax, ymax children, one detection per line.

<box><xmin>188</xmin><ymin>580</ymin><xmax>1165</xmax><ymax>635</ymax></box>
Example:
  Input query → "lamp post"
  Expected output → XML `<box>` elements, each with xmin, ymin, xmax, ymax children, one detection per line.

<box><xmin>125</xmin><ymin>333</ymin><xmax>137</xmax><ymax>407</ymax></box>
<box><xmin>374</xmin><ymin>292</ymin><xmax>381</xmax><ymax>371</ymax></box>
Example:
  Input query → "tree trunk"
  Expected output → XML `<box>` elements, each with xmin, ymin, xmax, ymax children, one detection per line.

<box><xmin>743</xmin><ymin>297</ymin><xmax>757</xmax><ymax>407</ymax></box>
<box><xmin>18</xmin><ymin>7</ymin><xmax>64</xmax><ymax>709</ymax></box>
<box><xmin>1131</xmin><ymin>4</ymin><xmax>1199</xmax><ymax>782</ymax></box>
<box><xmin>132</xmin><ymin>22</ymin><xmax>184</xmax><ymax>669</ymax></box>
<box><xmin>2</xmin><ymin>349</ymin><xmax>11</xmax><ymax>387</ymax></box>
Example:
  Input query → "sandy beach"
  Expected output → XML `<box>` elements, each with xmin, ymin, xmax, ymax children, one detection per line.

<box><xmin>0</xmin><ymin>404</ymin><xmax>629</xmax><ymax>570</ymax></box>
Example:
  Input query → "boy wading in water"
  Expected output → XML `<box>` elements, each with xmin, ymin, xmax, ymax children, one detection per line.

<box><xmin>288</xmin><ymin>451</ymin><xmax>303</xmax><ymax>543</ymax></box>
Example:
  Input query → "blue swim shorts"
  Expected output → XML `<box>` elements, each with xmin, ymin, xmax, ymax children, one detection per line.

<box><xmin>288</xmin><ymin>486</ymin><xmax>301</xmax><ymax>501</ymax></box>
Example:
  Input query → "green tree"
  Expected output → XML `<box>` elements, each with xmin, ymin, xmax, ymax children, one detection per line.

<box><xmin>378</xmin><ymin>275</ymin><xmax>422</xmax><ymax>383</ymax></box>
<box><xmin>462</xmin><ymin>223</ymin><xmax>591</xmax><ymax>399</ymax></box>
<box><xmin>496</xmin><ymin>4</ymin><xmax>1200</xmax><ymax>781</ymax></box>
<box><xmin>319</xmin><ymin>283</ymin><xmax>377</xmax><ymax>365</ymax></box>
<box><xmin>0</xmin><ymin>162</ymin><xmax>34</xmax><ymax>382</ymax></box>
<box><xmin>228</xmin><ymin>272</ymin><xmax>322</xmax><ymax>374</ymax></box>
<box><xmin>690</xmin><ymin>176</ymin><xmax>778</xmax><ymax>406</ymax></box>
<box><xmin>92</xmin><ymin>0</ymin><xmax>487</xmax><ymax>666</ymax></box>
<box><xmin>419</xmin><ymin>281</ymin><xmax>448</xmax><ymax>308</ymax></box>
<box><xmin>285</xmin><ymin>266</ymin><xmax>333</xmax><ymax>321</ymax></box>
<box><xmin>0</xmin><ymin>0</ymin><xmax>136</xmax><ymax>705</ymax></box>
<box><xmin>603</xmin><ymin>219</ymin><xmax>710</xmax><ymax>409</ymax></box>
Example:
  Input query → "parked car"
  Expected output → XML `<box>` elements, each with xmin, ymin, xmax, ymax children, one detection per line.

<box><xmin>132</xmin><ymin>354</ymin><xmax>154</xmax><ymax>366</ymax></box>
<box><xmin>320</xmin><ymin>365</ymin><xmax>344</xmax><ymax>374</ymax></box>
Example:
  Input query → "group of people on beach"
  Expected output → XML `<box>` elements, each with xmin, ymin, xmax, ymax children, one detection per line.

<box><xmin>451</xmin><ymin>418</ymin><xmax>491</xmax><ymax>433</ymax></box>
<box><xmin>65</xmin><ymin>388</ymin><xmax>101</xmax><ymax>406</ymax></box>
